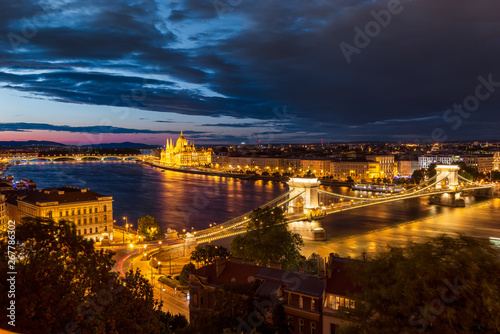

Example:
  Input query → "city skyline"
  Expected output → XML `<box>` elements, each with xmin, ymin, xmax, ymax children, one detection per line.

<box><xmin>1</xmin><ymin>0</ymin><xmax>500</xmax><ymax>145</ymax></box>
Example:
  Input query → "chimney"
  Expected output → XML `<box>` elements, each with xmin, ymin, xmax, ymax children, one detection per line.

<box><xmin>327</xmin><ymin>255</ymin><xmax>334</xmax><ymax>279</ymax></box>
<box><xmin>215</xmin><ymin>258</ymin><xmax>227</xmax><ymax>278</ymax></box>
<box><xmin>318</xmin><ymin>257</ymin><xmax>326</xmax><ymax>277</ymax></box>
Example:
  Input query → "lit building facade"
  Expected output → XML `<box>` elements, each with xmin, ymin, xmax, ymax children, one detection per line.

<box><xmin>160</xmin><ymin>131</ymin><xmax>212</xmax><ymax>166</ymax></box>
<box><xmin>418</xmin><ymin>154</ymin><xmax>495</xmax><ymax>172</ymax></box>
<box><xmin>301</xmin><ymin>159</ymin><xmax>331</xmax><ymax>176</ymax></box>
<box><xmin>494</xmin><ymin>152</ymin><xmax>500</xmax><ymax>171</ymax></box>
<box><xmin>0</xmin><ymin>194</ymin><xmax>6</xmax><ymax>232</ymax></box>
<box><xmin>396</xmin><ymin>160</ymin><xmax>419</xmax><ymax>177</ymax></box>
<box><xmin>15</xmin><ymin>187</ymin><xmax>113</xmax><ymax>242</ymax></box>
<box><xmin>330</xmin><ymin>161</ymin><xmax>380</xmax><ymax>181</ymax></box>
<box><xmin>366</xmin><ymin>155</ymin><xmax>395</xmax><ymax>179</ymax></box>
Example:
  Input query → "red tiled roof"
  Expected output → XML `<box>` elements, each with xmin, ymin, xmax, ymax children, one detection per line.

<box><xmin>192</xmin><ymin>259</ymin><xmax>325</xmax><ymax>297</ymax></box>
<box><xmin>192</xmin><ymin>260</ymin><xmax>260</xmax><ymax>286</ymax></box>
<box><xmin>256</xmin><ymin>267</ymin><xmax>325</xmax><ymax>298</ymax></box>
<box><xmin>325</xmin><ymin>257</ymin><xmax>361</xmax><ymax>296</ymax></box>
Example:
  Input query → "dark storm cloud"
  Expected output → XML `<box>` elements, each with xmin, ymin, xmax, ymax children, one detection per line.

<box><xmin>199</xmin><ymin>122</ymin><xmax>272</xmax><ymax>128</ymax></box>
<box><xmin>0</xmin><ymin>122</ymin><xmax>176</xmax><ymax>134</ymax></box>
<box><xmin>1</xmin><ymin>0</ymin><xmax>500</xmax><ymax>141</ymax></box>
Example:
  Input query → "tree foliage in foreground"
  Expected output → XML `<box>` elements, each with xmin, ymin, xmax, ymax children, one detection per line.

<box><xmin>340</xmin><ymin>234</ymin><xmax>500</xmax><ymax>334</ymax></box>
<box><xmin>138</xmin><ymin>215</ymin><xmax>163</xmax><ymax>241</ymax></box>
<box><xmin>179</xmin><ymin>262</ymin><xmax>196</xmax><ymax>286</ymax></box>
<box><xmin>0</xmin><ymin>217</ymin><xmax>187</xmax><ymax>334</ymax></box>
<box><xmin>190</xmin><ymin>244</ymin><xmax>230</xmax><ymax>266</ymax></box>
<box><xmin>230</xmin><ymin>207</ymin><xmax>303</xmax><ymax>270</ymax></box>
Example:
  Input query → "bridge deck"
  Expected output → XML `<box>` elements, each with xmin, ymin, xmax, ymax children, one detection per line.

<box><xmin>195</xmin><ymin>184</ymin><xmax>493</xmax><ymax>243</ymax></box>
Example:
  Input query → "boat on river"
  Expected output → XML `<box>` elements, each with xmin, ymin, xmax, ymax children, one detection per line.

<box><xmin>351</xmin><ymin>183</ymin><xmax>405</xmax><ymax>193</ymax></box>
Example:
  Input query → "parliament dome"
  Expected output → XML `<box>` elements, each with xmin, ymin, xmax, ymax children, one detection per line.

<box><xmin>176</xmin><ymin>130</ymin><xmax>188</xmax><ymax>147</ymax></box>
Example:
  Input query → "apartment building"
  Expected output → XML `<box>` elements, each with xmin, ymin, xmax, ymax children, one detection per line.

<box><xmin>14</xmin><ymin>186</ymin><xmax>114</xmax><ymax>242</ymax></box>
<box><xmin>189</xmin><ymin>256</ymin><xmax>360</xmax><ymax>334</ymax></box>
<box><xmin>301</xmin><ymin>159</ymin><xmax>331</xmax><ymax>176</ymax></box>
<box><xmin>418</xmin><ymin>154</ymin><xmax>495</xmax><ymax>173</ymax></box>
<box><xmin>330</xmin><ymin>160</ymin><xmax>380</xmax><ymax>181</ymax></box>
<box><xmin>366</xmin><ymin>155</ymin><xmax>395</xmax><ymax>178</ymax></box>
<box><xmin>396</xmin><ymin>160</ymin><xmax>419</xmax><ymax>177</ymax></box>
<box><xmin>0</xmin><ymin>194</ymin><xmax>6</xmax><ymax>232</ymax></box>
<box><xmin>252</xmin><ymin>157</ymin><xmax>285</xmax><ymax>172</ymax></box>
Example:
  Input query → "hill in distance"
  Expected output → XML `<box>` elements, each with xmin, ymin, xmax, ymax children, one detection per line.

<box><xmin>0</xmin><ymin>140</ymin><xmax>158</xmax><ymax>149</ymax></box>
<box><xmin>81</xmin><ymin>142</ymin><xmax>158</xmax><ymax>149</ymax></box>
<box><xmin>0</xmin><ymin>140</ymin><xmax>67</xmax><ymax>147</ymax></box>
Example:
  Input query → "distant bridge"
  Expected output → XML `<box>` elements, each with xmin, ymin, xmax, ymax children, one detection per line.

<box><xmin>195</xmin><ymin>165</ymin><xmax>497</xmax><ymax>243</ymax></box>
<box><xmin>3</xmin><ymin>154</ymin><xmax>144</xmax><ymax>162</ymax></box>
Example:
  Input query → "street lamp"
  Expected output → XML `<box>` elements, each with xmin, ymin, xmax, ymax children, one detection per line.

<box><xmin>159</xmin><ymin>241</ymin><xmax>162</xmax><ymax>249</ymax></box>
<box><xmin>123</xmin><ymin>217</ymin><xmax>128</xmax><ymax>243</ymax></box>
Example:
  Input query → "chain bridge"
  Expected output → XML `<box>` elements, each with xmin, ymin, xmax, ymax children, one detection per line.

<box><xmin>195</xmin><ymin>165</ymin><xmax>496</xmax><ymax>243</ymax></box>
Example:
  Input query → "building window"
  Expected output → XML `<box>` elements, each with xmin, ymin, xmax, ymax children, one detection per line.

<box><xmin>311</xmin><ymin>299</ymin><xmax>315</xmax><ymax>311</ymax></box>
<box><xmin>84</xmin><ymin>228</ymin><xmax>87</xmax><ymax>234</ymax></box>
<box><xmin>48</xmin><ymin>211</ymin><xmax>52</xmax><ymax>219</ymax></box>
<box><xmin>299</xmin><ymin>319</ymin><xmax>304</xmax><ymax>334</ymax></box>
<box><xmin>77</xmin><ymin>229</ymin><xmax>80</xmax><ymax>235</ymax></box>
<box><xmin>288</xmin><ymin>293</ymin><xmax>291</xmax><ymax>305</ymax></box>
<box><xmin>83</xmin><ymin>218</ymin><xmax>87</xmax><ymax>224</ymax></box>
<box><xmin>287</xmin><ymin>316</ymin><xmax>293</xmax><ymax>328</ymax></box>
<box><xmin>104</xmin><ymin>215</ymin><xmax>107</xmax><ymax>222</ymax></box>
<box><xmin>95</xmin><ymin>217</ymin><xmax>99</xmax><ymax>223</ymax></box>
<box><xmin>59</xmin><ymin>211</ymin><xmax>62</xmax><ymax>217</ymax></box>
<box><xmin>200</xmin><ymin>296</ymin><xmax>203</xmax><ymax>306</ymax></box>
<box><xmin>83</xmin><ymin>208</ymin><xmax>86</xmax><ymax>214</ymax></box>
<box><xmin>89</xmin><ymin>228</ymin><xmax>92</xmax><ymax>234</ymax></box>
<box><xmin>78</xmin><ymin>209</ymin><xmax>81</xmax><ymax>215</ymax></box>
<box><xmin>299</xmin><ymin>296</ymin><xmax>303</xmax><ymax>308</ymax></box>
<box><xmin>104</xmin><ymin>226</ymin><xmax>108</xmax><ymax>232</ymax></box>
<box><xmin>311</xmin><ymin>322</ymin><xmax>316</xmax><ymax>334</ymax></box>
<box><xmin>89</xmin><ymin>217</ymin><xmax>92</xmax><ymax>223</ymax></box>
<box><xmin>103</xmin><ymin>205</ymin><xmax>107</xmax><ymax>212</ymax></box>
<box><xmin>78</xmin><ymin>219</ymin><xmax>81</xmax><ymax>225</ymax></box>
<box><xmin>72</xmin><ymin>210</ymin><xmax>75</xmax><ymax>216</ymax></box>
<box><xmin>95</xmin><ymin>227</ymin><xmax>98</xmax><ymax>233</ymax></box>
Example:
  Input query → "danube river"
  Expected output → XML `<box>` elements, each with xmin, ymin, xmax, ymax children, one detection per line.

<box><xmin>9</xmin><ymin>161</ymin><xmax>500</xmax><ymax>257</ymax></box>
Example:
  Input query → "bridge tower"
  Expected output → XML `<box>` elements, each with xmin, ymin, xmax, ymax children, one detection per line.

<box><xmin>287</xmin><ymin>177</ymin><xmax>321</xmax><ymax>211</ymax></box>
<box><xmin>431</xmin><ymin>165</ymin><xmax>464</xmax><ymax>206</ymax></box>
<box><xmin>434</xmin><ymin>165</ymin><xmax>459</xmax><ymax>189</ymax></box>
<box><xmin>286</xmin><ymin>177</ymin><xmax>326</xmax><ymax>241</ymax></box>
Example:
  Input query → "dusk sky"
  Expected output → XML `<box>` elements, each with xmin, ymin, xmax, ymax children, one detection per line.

<box><xmin>0</xmin><ymin>0</ymin><xmax>499</xmax><ymax>145</ymax></box>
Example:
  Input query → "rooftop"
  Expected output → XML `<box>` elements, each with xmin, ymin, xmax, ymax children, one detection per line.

<box><xmin>18</xmin><ymin>186</ymin><xmax>112</xmax><ymax>205</ymax></box>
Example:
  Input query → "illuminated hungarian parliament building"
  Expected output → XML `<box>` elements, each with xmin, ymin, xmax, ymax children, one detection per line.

<box><xmin>160</xmin><ymin>131</ymin><xmax>212</xmax><ymax>166</ymax></box>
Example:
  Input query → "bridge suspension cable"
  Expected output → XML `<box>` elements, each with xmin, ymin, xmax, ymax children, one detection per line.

<box><xmin>195</xmin><ymin>189</ymin><xmax>305</xmax><ymax>240</ymax></box>
<box><xmin>458</xmin><ymin>174</ymin><xmax>477</xmax><ymax>185</ymax></box>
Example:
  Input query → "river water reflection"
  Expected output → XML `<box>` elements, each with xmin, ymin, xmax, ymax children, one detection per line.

<box><xmin>9</xmin><ymin>161</ymin><xmax>500</xmax><ymax>257</ymax></box>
